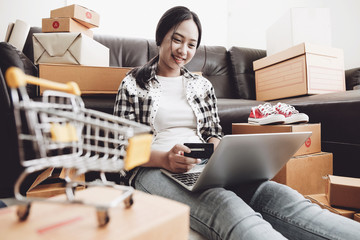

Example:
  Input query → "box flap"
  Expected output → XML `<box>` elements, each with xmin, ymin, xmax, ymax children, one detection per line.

<box><xmin>28</xmin><ymin>168</ymin><xmax>55</xmax><ymax>191</ymax></box>
<box><xmin>305</xmin><ymin>194</ymin><xmax>355</xmax><ymax>218</ymax></box>
<box><xmin>327</xmin><ymin>175</ymin><xmax>360</xmax><ymax>209</ymax></box>
<box><xmin>328</xmin><ymin>175</ymin><xmax>360</xmax><ymax>187</ymax></box>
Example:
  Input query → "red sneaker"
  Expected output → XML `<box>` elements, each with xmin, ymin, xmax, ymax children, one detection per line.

<box><xmin>248</xmin><ymin>103</ymin><xmax>285</xmax><ymax>125</ymax></box>
<box><xmin>274</xmin><ymin>102</ymin><xmax>309</xmax><ymax>124</ymax></box>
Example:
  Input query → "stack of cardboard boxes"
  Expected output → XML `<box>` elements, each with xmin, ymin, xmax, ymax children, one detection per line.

<box><xmin>232</xmin><ymin>11</ymin><xmax>360</xmax><ymax>220</ymax></box>
<box><xmin>232</xmin><ymin>123</ymin><xmax>360</xmax><ymax>222</ymax></box>
<box><xmin>34</xmin><ymin>5</ymin><xmax>108</xmax><ymax>67</ymax></box>
<box><xmin>27</xmin><ymin>5</ymin><xmax>129</xmax><ymax>197</ymax></box>
<box><xmin>232</xmin><ymin>123</ymin><xmax>332</xmax><ymax>195</ymax></box>
<box><xmin>305</xmin><ymin>175</ymin><xmax>360</xmax><ymax>222</ymax></box>
<box><xmin>35</xmin><ymin>4</ymin><xmax>130</xmax><ymax>95</ymax></box>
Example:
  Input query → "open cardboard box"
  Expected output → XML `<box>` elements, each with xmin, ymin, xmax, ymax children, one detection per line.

<box><xmin>27</xmin><ymin>167</ymin><xmax>85</xmax><ymax>198</ymax></box>
<box><xmin>355</xmin><ymin>213</ymin><xmax>360</xmax><ymax>223</ymax></box>
<box><xmin>305</xmin><ymin>193</ymin><xmax>356</xmax><ymax>219</ymax></box>
<box><xmin>326</xmin><ymin>175</ymin><xmax>360</xmax><ymax>210</ymax></box>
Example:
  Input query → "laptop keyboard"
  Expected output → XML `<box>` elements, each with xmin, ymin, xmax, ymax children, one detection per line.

<box><xmin>171</xmin><ymin>172</ymin><xmax>201</xmax><ymax>186</ymax></box>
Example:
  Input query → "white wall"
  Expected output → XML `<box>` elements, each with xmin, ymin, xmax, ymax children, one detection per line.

<box><xmin>228</xmin><ymin>0</ymin><xmax>360</xmax><ymax>69</ymax></box>
<box><xmin>0</xmin><ymin>0</ymin><xmax>65</xmax><ymax>40</ymax></box>
<box><xmin>1</xmin><ymin>0</ymin><xmax>359</xmax><ymax>69</ymax></box>
<box><xmin>66</xmin><ymin>0</ymin><xmax>228</xmax><ymax>47</ymax></box>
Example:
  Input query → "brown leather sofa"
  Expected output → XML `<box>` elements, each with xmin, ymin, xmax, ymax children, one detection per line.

<box><xmin>1</xmin><ymin>27</ymin><xmax>360</xmax><ymax>197</ymax></box>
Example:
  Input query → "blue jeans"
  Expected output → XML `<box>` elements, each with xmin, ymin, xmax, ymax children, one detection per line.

<box><xmin>133</xmin><ymin>167</ymin><xmax>360</xmax><ymax>240</ymax></box>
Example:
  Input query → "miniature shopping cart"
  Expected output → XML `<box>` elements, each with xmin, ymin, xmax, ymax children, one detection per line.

<box><xmin>6</xmin><ymin>67</ymin><xmax>152</xmax><ymax>226</ymax></box>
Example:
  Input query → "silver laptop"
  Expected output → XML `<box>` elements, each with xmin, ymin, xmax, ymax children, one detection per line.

<box><xmin>161</xmin><ymin>132</ymin><xmax>312</xmax><ymax>191</ymax></box>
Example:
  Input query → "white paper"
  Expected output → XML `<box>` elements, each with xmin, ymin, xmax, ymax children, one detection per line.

<box><xmin>7</xmin><ymin>19</ymin><xmax>30</xmax><ymax>51</ymax></box>
<box><xmin>4</xmin><ymin>22</ymin><xmax>14</xmax><ymax>42</ymax></box>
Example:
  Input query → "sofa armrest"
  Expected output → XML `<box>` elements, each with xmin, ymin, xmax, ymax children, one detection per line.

<box><xmin>0</xmin><ymin>42</ymin><xmax>38</xmax><ymax>97</ymax></box>
<box><xmin>345</xmin><ymin>67</ymin><xmax>360</xmax><ymax>90</ymax></box>
<box><xmin>228</xmin><ymin>47</ymin><xmax>266</xmax><ymax>100</ymax></box>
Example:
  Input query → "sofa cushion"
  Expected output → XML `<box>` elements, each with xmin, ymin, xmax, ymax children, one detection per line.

<box><xmin>345</xmin><ymin>67</ymin><xmax>360</xmax><ymax>90</ymax></box>
<box><xmin>187</xmin><ymin>46</ymin><xmax>236</xmax><ymax>99</ymax></box>
<box><xmin>22</xmin><ymin>27</ymin><xmax>42</xmax><ymax>63</ymax></box>
<box><xmin>94</xmin><ymin>35</ymin><xmax>150</xmax><ymax>68</ymax></box>
<box><xmin>0</xmin><ymin>42</ymin><xmax>38</xmax><ymax>97</ymax></box>
<box><xmin>228</xmin><ymin>47</ymin><xmax>266</xmax><ymax>100</ymax></box>
<box><xmin>0</xmin><ymin>69</ymin><xmax>25</xmax><ymax>197</ymax></box>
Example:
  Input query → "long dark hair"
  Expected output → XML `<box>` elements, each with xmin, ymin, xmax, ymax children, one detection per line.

<box><xmin>130</xmin><ymin>6</ymin><xmax>202</xmax><ymax>90</ymax></box>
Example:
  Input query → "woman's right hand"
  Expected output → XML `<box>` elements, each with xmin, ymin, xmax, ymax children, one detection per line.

<box><xmin>164</xmin><ymin>144</ymin><xmax>201</xmax><ymax>173</ymax></box>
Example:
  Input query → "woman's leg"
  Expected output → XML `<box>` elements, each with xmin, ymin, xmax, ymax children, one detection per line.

<box><xmin>235</xmin><ymin>181</ymin><xmax>360</xmax><ymax>240</ymax></box>
<box><xmin>133</xmin><ymin>168</ymin><xmax>287</xmax><ymax>240</ymax></box>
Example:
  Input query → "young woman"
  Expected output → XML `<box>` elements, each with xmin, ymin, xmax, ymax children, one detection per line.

<box><xmin>114</xmin><ymin>6</ymin><xmax>360</xmax><ymax>240</ymax></box>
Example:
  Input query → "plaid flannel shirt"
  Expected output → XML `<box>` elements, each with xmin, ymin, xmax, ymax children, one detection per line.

<box><xmin>113</xmin><ymin>61</ymin><xmax>223</xmax><ymax>183</ymax></box>
<box><xmin>114</xmin><ymin>61</ymin><xmax>223</xmax><ymax>141</ymax></box>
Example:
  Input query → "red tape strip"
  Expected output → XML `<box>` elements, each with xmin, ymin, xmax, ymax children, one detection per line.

<box><xmin>37</xmin><ymin>216</ymin><xmax>83</xmax><ymax>234</ymax></box>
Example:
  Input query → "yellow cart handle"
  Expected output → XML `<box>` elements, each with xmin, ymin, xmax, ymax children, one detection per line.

<box><xmin>6</xmin><ymin>67</ymin><xmax>81</xmax><ymax>96</ymax></box>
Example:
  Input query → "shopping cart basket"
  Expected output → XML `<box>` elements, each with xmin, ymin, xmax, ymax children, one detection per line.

<box><xmin>5</xmin><ymin>67</ymin><xmax>153</xmax><ymax>226</ymax></box>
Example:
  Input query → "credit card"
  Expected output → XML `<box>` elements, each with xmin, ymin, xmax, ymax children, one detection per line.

<box><xmin>184</xmin><ymin>143</ymin><xmax>214</xmax><ymax>159</ymax></box>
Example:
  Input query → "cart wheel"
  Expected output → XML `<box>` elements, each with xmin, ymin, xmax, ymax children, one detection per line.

<box><xmin>124</xmin><ymin>195</ymin><xmax>134</xmax><ymax>209</ymax></box>
<box><xmin>97</xmin><ymin>209</ymin><xmax>109</xmax><ymax>227</ymax></box>
<box><xmin>17</xmin><ymin>203</ymin><xmax>31</xmax><ymax>221</ymax></box>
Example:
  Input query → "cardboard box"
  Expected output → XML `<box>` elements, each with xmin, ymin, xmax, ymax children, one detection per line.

<box><xmin>51</xmin><ymin>4</ymin><xmax>100</xmax><ymax>28</ymax></box>
<box><xmin>42</xmin><ymin>18</ymin><xmax>93</xmax><ymax>38</ymax></box>
<box><xmin>253</xmin><ymin>43</ymin><xmax>345</xmax><ymax>101</ymax></box>
<box><xmin>355</xmin><ymin>213</ymin><xmax>360</xmax><ymax>223</ymax></box>
<box><xmin>39</xmin><ymin>64</ymin><xmax>131</xmax><ymax>94</ymax></box>
<box><xmin>326</xmin><ymin>175</ymin><xmax>360</xmax><ymax>209</ymax></box>
<box><xmin>0</xmin><ymin>188</ymin><xmax>189</xmax><ymax>240</ymax></box>
<box><xmin>305</xmin><ymin>194</ymin><xmax>356</xmax><ymax>219</ymax></box>
<box><xmin>33</xmin><ymin>33</ymin><xmax>109</xmax><ymax>67</ymax></box>
<box><xmin>272</xmin><ymin>152</ymin><xmax>333</xmax><ymax>195</ymax></box>
<box><xmin>27</xmin><ymin>168</ymin><xmax>85</xmax><ymax>198</ymax></box>
<box><xmin>266</xmin><ymin>8</ymin><xmax>332</xmax><ymax>56</ymax></box>
<box><xmin>232</xmin><ymin>123</ymin><xmax>321</xmax><ymax>156</ymax></box>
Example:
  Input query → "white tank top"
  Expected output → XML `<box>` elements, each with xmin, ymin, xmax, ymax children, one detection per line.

<box><xmin>152</xmin><ymin>75</ymin><xmax>202</xmax><ymax>151</ymax></box>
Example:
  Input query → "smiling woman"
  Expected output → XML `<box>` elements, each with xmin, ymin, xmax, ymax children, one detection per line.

<box><xmin>158</xmin><ymin>21</ymin><xmax>199</xmax><ymax>76</ymax></box>
<box><xmin>113</xmin><ymin>5</ymin><xmax>360</xmax><ymax>240</ymax></box>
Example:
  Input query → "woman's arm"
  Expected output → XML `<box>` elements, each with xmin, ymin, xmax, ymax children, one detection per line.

<box><xmin>141</xmin><ymin>144</ymin><xmax>201</xmax><ymax>173</ymax></box>
<box><xmin>207</xmin><ymin>137</ymin><xmax>220</xmax><ymax>149</ymax></box>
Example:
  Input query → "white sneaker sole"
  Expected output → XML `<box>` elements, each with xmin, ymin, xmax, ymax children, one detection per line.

<box><xmin>248</xmin><ymin>114</ymin><xmax>285</xmax><ymax>125</ymax></box>
<box><xmin>284</xmin><ymin>113</ymin><xmax>309</xmax><ymax>124</ymax></box>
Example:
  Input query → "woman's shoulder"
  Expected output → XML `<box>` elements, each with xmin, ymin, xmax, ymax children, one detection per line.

<box><xmin>120</xmin><ymin>74</ymin><xmax>137</xmax><ymax>90</ymax></box>
<box><xmin>190</xmin><ymin>74</ymin><xmax>214</xmax><ymax>90</ymax></box>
